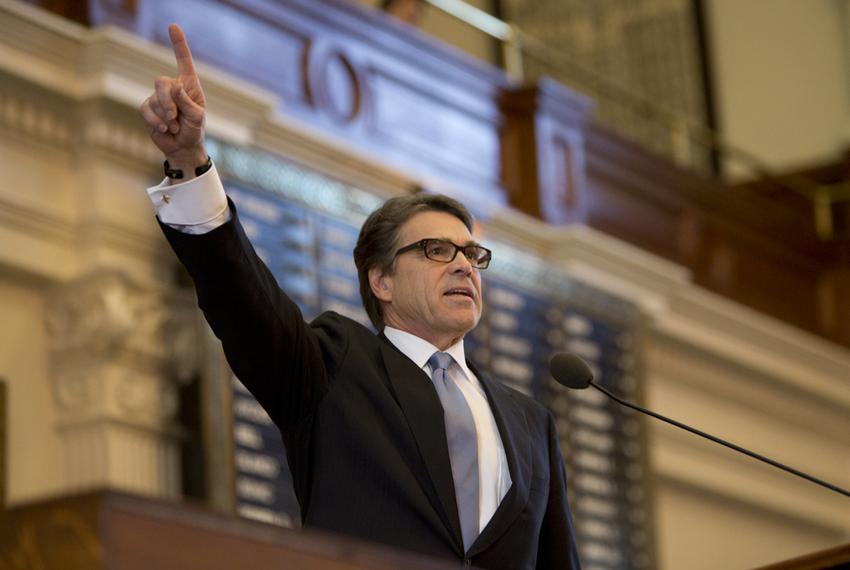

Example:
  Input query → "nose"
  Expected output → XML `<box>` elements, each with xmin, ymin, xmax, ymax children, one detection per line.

<box><xmin>449</xmin><ymin>251</ymin><xmax>474</xmax><ymax>275</ymax></box>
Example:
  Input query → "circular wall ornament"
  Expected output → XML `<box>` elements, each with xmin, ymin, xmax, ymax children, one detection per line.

<box><xmin>304</xmin><ymin>43</ymin><xmax>363</xmax><ymax>124</ymax></box>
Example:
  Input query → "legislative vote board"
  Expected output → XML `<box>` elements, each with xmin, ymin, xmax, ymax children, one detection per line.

<box><xmin>209</xmin><ymin>141</ymin><xmax>655</xmax><ymax>569</ymax></box>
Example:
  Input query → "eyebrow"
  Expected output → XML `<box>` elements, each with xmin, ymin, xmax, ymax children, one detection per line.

<box><xmin>430</xmin><ymin>237</ymin><xmax>482</xmax><ymax>247</ymax></box>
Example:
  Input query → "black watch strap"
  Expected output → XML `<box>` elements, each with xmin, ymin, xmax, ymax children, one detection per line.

<box><xmin>163</xmin><ymin>155</ymin><xmax>212</xmax><ymax>180</ymax></box>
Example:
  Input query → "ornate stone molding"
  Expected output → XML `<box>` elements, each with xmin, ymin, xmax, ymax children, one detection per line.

<box><xmin>0</xmin><ymin>78</ymin><xmax>167</xmax><ymax>166</ymax></box>
<box><xmin>46</xmin><ymin>269</ymin><xmax>201</xmax><ymax>496</ymax></box>
<box><xmin>78</xmin><ymin>112</ymin><xmax>163</xmax><ymax>165</ymax></box>
<box><xmin>0</xmin><ymin>85</ymin><xmax>73</xmax><ymax>148</ymax></box>
<box><xmin>48</xmin><ymin>269</ymin><xmax>201</xmax><ymax>409</ymax></box>
<box><xmin>0</xmin><ymin>1</ymin><xmax>278</xmax><ymax>157</ymax></box>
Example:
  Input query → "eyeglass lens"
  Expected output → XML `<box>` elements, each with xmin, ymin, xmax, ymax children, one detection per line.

<box><xmin>424</xmin><ymin>240</ymin><xmax>489</xmax><ymax>267</ymax></box>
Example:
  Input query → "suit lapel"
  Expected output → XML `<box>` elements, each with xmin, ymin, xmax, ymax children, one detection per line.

<box><xmin>466</xmin><ymin>362</ymin><xmax>532</xmax><ymax>556</ymax></box>
<box><xmin>377</xmin><ymin>334</ymin><xmax>464</xmax><ymax>553</ymax></box>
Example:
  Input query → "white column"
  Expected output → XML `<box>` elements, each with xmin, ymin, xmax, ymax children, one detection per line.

<box><xmin>47</xmin><ymin>270</ymin><xmax>200</xmax><ymax>499</ymax></box>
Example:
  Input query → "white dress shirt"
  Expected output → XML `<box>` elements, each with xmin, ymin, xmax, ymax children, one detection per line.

<box><xmin>146</xmin><ymin>163</ymin><xmax>230</xmax><ymax>231</ymax></box>
<box><xmin>146</xmin><ymin>166</ymin><xmax>513</xmax><ymax>531</ymax></box>
<box><xmin>383</xmin><ymin>327</ymin><xmax>512</xmax><ymax>533</ymax></box>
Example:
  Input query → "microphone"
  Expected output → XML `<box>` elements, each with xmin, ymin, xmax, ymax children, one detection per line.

<box><xmin>549</xmin><ymin>352</ymin><xmax>594</xmax><ymax>389</ymax></box>
<box><xmin>549</xmin><ymin>352</ymin><xmax>850</xmax><ymax>499</ymax></box>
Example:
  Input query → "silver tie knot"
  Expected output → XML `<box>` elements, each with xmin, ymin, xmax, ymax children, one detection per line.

<box><xmin>428</xmin><ymin>351</ymin><xmax>454</xmax><ymax>374</ymax></box>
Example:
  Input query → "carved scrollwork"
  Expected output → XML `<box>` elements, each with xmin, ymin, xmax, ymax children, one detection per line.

<box><xmin>46</xmin><ymin>271</ymin><xmax>140</xmax><ymax>359</ymax></box>
<box><xmin>112</xmin><ymin>370</ymin><xmax>179</xmax><ymax>421</ymax></box>
<box><xmin>0</xmin><ymin>509</ymin><xmax>102</xmax><ymax>570</ymax></box>
<box><xmin>46</xmin><ymin>270</ymin><xmax>202</xmax><ymax>418</ymax></box>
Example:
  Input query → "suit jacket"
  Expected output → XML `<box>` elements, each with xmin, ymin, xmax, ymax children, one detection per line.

<box><xmin>160</xmin><ymin>202</ymin><xmax>581</xmax><ymax>570</ymax></box>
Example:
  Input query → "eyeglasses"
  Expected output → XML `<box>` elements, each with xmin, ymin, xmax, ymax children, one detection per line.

<box><xmin>394</xmin><ymin>238</ymin><xmax>492</xmax><ymax>269</ymax></box>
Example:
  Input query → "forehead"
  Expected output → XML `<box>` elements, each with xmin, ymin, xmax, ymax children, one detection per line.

<box><xmin>400</xmin><ymin>210</ymin><xmax>471</xmax><ymax>243</ymax></box>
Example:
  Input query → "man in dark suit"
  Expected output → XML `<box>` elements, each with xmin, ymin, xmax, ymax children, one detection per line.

<box><xmin>140</xmin><ymin>24</ymin><xmax>581</xmax><ymax>570</ymax></box>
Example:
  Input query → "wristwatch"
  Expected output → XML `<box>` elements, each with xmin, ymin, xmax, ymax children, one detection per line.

<box><xmin>163</xmin><ymin>155</ymin><xmax>213</xmax><ymax>180</ymax></box>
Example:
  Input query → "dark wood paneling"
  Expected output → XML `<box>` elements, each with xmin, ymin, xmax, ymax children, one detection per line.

<box><xmin>500</xmin><ymin>80</ymin><xmax>593</xmax><ymax>225</ymax></box>
<box><xmin>818</xmin><ymin>263</ymin><xmax>850</xmax><ymax>343</ymax></box>
<box><xmin>583</xmin><ymin>123</ymin><xmax>837</xmax><ymax>340</ymax></box>
<box><xmin>0</xmin><ymin>490</ymin><xmax>468</xmax><ymax>570</ymax></box>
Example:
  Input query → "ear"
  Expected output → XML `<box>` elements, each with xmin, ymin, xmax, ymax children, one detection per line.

<box><xmin>369</xmin><ymin>266</ymin><xmax>393</xmax><ymax>302</ymax></box>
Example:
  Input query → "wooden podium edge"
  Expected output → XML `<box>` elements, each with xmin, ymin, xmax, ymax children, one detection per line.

<box><xmin>753</xmin><ymin>542</ymin><xmax>850</xmax><ymax>570</ymax></box>
<box><xmin>0</xmin><ymin>489</ymin><xmax>468</xmax><ymax>570</ymax></box>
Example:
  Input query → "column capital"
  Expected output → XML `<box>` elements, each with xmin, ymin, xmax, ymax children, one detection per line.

<box><xmin>46</xmin><ymin>268</ymin><xmax>201</xmax><ymax>497</ymax></box>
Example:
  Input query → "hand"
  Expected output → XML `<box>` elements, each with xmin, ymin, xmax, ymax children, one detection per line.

<box><xmin>139</xmin><ymin>24</ymin><xmax>207</xmax><ymax>172</ymax></box>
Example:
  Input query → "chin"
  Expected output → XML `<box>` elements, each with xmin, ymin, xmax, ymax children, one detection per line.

<box><xmin>451</xmin><ymin>314</ymin><xmax>480</xmax><ymax>335</ymax></box>
<box><xmin>438</xmin><ymin>304</ymin><xmax>480</xmax><ymax>334</ymax></box>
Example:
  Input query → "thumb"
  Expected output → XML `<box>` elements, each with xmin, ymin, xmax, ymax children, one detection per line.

<box><xmin>173</xmin><ymin>84</ymin><xmax>204</xmax><ymax>128</ymax></box>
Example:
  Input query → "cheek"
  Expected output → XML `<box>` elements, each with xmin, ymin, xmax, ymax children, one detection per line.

<box><xmin>408</xmin><ymin>274</ymin><xmax>435</xmax><ymax>309</ymax></box>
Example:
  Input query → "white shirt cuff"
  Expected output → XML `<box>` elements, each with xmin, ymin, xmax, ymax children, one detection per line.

<box><xmin>146</xmin><ymin>162</ymin><xmax>230</xmax><ymax>233</ymax></box>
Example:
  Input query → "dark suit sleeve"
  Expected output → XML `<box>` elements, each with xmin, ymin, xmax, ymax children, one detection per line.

<box><xmin>159</xmin><ymin>199</ymin><xmax>344</xmax><ymax>432</ymax></box>
<box><xmin>536</xmin><ymin>412</ymin><xmax>582</xmax><ymax>570</ymax></box>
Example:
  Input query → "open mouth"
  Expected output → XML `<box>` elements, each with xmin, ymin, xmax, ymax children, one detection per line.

<box><xmin>444</xmin><ymin>288</ymin><xmax>474</xmax><ymax>299</ymax></box>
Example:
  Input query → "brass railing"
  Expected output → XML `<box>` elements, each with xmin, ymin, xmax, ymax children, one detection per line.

<box><xmin>423</xmin><ymin>0</ymin><xmax>849</xmax><ymax>240</ymax></box>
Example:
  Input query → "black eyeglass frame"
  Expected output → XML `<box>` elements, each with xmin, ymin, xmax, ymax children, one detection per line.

<box><xmin>394</xmin><ymin>238</ymin><xmax>492</xmax><ymax>269</ymax></box>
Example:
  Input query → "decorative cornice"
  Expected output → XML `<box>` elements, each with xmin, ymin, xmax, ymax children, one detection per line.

<box><xmin>653</xmin><ymin>288</ymin><xmax>850</xmax><ymax>411</ymax></box>
<box><xmin>0</xmin><ymin>188</ymin><xmax>169</xmax><ymax>285</ymax></box>
<box><xmin>0</xmin><ymin>91</ymin><xmax>169</xmax><ymax>278</ymax></box>
<box><xmin>79</xmin><ymin>113</ymin><xmax>163</xmax><ymax>164</ymax></box>
<box><xmin>0</xmin><ymin>79</ymin><xmax>75</xmax><ymax>149</ymax></box>
<box><xmin>0</xmin><ymin>85</ymin><xmax>74</xmax><ymax>147</ymax></box>
<box><xmin>0</xmin><ymin>192</ymin><xmax>77</xmax><ymax>249</ymax></box>
<box><xmin>544</xmin><ymin>223</ymin><xmax>692</xmax><ymax>315</ymax></box>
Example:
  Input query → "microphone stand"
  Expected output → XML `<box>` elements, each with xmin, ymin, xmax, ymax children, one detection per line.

<box><xmin>589</xmin><ymin>380</ymin><xmax>850</xmax><ymax>499</ymax></box>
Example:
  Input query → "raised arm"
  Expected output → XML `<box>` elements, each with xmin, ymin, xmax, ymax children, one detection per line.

<box><xmin>139</xmin><ymin>24</ymin><xmax>208</xmax><ymax>178</ymax></box>
<box><xmin>139</xmin><ymin>26</ymin><xmax>336</xmax><ymax>432</ymax></box>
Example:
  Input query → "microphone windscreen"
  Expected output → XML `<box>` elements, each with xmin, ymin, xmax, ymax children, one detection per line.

<box><xmin>549</xmin><ymin>353</ymin><xmax>594</xmax><ymax>389</ymax></box>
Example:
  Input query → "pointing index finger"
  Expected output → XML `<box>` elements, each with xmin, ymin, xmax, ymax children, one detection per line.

<box><xmin>168</xmin><ymin>24</ymin><xmax>197</xmax><ymax>78</ymax></box>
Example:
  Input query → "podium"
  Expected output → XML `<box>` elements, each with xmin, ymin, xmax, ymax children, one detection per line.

<box><xmin>754</xmin><ymin>543</ymin><xmax>850</xmax><ymax>570</ymax></box>
<box><xmin>0</xmin><ymin>490</ymin><xmax>465</xmax><ymax>569</ymax></box>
